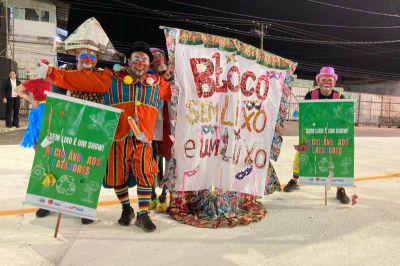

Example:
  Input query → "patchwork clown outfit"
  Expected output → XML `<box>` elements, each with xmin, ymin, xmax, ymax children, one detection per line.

<box><xmin>34</xmin><ymin>17</ymin><xmax>118</xmax><ymax>224</ymax></box>
<box><xmin>43</xmin><ymin>41</ymin><xmax>170</xmax><ymax>232</ymax></box>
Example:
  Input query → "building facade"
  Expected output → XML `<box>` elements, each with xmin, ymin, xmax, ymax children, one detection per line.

<box><xmin>7</xmin><ymin>0</ymin><xmax>57</xmax><ymax>80</ymax></box>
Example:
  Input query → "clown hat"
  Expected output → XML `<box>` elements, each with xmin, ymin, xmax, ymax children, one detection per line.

<box><xmin>127</xmin><ymin>41</ymin><xmax>154</xmax><ymax>62</ymax></box>
<box><xmin>150</xmin><ymin>47</ymin><xmax>165</xmax><ymax>55</ymax></box>
<box><xmin>58</xmin><ymin>17</ymin><xmax>119</xmax><ymax>61</ymax></box>
<box><xmin>316</xmin><ymin>66</ymin><xmax>338</xmax><ymax>82</ymax></box>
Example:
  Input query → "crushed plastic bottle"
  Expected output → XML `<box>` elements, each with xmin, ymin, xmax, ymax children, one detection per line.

<box><xmin>16</xmin><ymin>201</ymin><xmax>26</xmax><ymax>230</ymax></box>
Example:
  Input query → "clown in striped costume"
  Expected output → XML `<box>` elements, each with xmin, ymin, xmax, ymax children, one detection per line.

<box><xmin>102</xmin><ymin>42</ymin><xmax>170</xmax><ymax>232</ymax></box>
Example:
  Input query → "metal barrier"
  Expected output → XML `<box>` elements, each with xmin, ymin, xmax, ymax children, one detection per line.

<box><xmin>287</xmin><ymin>87</ymin><xmax>400</xmax><ymax>128</ymax></box>
<box><xmin>17</xmin><ymin>78</ymin><xmax>30</xmax><ymax>116</ymax></box>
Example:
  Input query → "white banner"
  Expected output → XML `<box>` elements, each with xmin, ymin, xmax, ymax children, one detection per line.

<box><xmin>174</xmin><ymin>32</ymin><xmax>287</xmax><ymax>196</ymax></box>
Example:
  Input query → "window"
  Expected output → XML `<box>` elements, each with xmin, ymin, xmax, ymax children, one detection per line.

<box><xmin>13</xmin><ymin>7</ymin><xmax>25</xmax><ymax>20</ymax></box>
<box><xmin>25</xmin><ymin>8</ymin><xmax>39</xmax><ymax>21</ymax></box>
<box><xmin>12</xmin><ymin>7</ymin><xmax>50</xmax><ymax>22</ymax></box>
<box><xmin>40</xmin><ymin>10</ymin><xmax>49</xmax><ymax>22</ymax></box>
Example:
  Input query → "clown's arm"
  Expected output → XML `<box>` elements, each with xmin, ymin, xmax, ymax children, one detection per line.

<box><xmin>159</xmin><ymin>76</ymin><xmax>171</xmax><ymax>101</ymax></box>
<box><xmin>45</xmin><ymin>66</ymin><xmax>112</xmax><ymax>93</ymax></box>
<box><xmin>16</xmin><ymin>83</ymin><xmax>38</xmax><ymax>108</ymax></box>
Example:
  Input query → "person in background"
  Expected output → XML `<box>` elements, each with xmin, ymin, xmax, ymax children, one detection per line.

<box><xmin>3</xmin><ymin>70</ymin><xmax>22</xmax><ymax>128</ymax></box>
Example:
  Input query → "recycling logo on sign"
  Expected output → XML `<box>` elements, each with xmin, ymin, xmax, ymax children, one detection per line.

<box><xmin>56</xmin><ymin>175</ymin><xmax>76</xmax><ymax>196</ymax></box>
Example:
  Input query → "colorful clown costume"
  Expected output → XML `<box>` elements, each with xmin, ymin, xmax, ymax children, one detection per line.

<box><xmin>103</xmin><ymin>69</ymin><xmax>171</xmax><ymax>187</ymax></box>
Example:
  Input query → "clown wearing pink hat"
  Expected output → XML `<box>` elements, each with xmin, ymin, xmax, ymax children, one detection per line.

<box><xmin>283</xmin><ymin>66</ymin><xmax>350</xmax><ymax>204</ymax></box>
<box><xmin>313</xmin><ymin>66</ymin><xmax>341</xmax><ymax>99</ymax></box>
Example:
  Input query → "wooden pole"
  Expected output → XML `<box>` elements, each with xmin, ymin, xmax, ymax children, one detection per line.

<box><xmin>260</xmin><ymin>23</ymin><xmax>265</xmax><ymax>51</ymax></box>
<box><xmin>53</xmin><ymin>213</ymin><xmax>62</xmax><ymax>238</ymax></box>
<box><xmin>324</xmin><ymin>186</ymin><xmax>327</xmax><ymax>205</ymax></box>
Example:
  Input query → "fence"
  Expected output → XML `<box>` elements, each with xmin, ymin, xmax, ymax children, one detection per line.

<box><xmin>18</xmin><ymin>78</ymin><xmax>30</xmax><ymax>116</ymax></box>
<box><xmin>287</xmin><ymin>85</ymin><xmax>400</xmax><ymax>128</ymax></box>
<box><xmin>18</xmin><ymin>78</ymin><xmax>400</xmax><ymax>127</ymax></box>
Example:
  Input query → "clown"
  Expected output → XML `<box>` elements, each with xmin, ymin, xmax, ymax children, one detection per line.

<box><xmin>101</xmin><ymin>42</ymin><xmax>170</xmax><ymax>232</ymax></box>
<box><xmin>283</xmin><ymin>66</ymin><xmax>350</xmax><ymax>204</ymax></box>
<box><xmin>41</xmin><ymin>41</ymin><xmax>170</xmax><ymax>232</ymax></box>
<box><xmin>148</xmin><ymin>48</ymin><xmax>173</xmax><ymax>213</ymax></box>
<box><xmin>34</xmin><ymin>17</ymin><xmax>117</xmax><ymax>224</ymax></box>
<box><xmin>309</xmin><ymin>66</ymin><xmax>343</xmax><ymax>100</ymax></box>
<box><xmin>16</xmin><ymin>58</ymin><xmax>51</xmax><ymax>148</ymax></box>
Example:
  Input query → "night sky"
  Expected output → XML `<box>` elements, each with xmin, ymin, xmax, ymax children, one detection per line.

<box><xmin>65</xmin><ymin>0</ymin><xmax>400</xmax><ymax>83</ymax></box>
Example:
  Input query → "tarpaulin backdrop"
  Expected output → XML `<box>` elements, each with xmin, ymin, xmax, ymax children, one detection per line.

<box><xmin>168</xmin><ymin>28</ymin><xmax>297</xmax><ymax>196</ymax></box>
<box><xmin>298</xmin><ymin>100</ymin><xmax>355</xmax><ymax>187</ymax></box>
<box><xmin>25</xmin><ymin>92</ymin><xmax>121</xmax><ymax>220</ymax></box>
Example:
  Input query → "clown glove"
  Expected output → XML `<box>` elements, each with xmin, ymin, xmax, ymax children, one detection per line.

<box><xmin>35</xmin><ymin>60</ymin><xmax>49</xmax><ymax>79</ymax></box>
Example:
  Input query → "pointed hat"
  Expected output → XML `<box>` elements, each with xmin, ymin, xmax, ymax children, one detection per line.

<box><xmin>58</xmin><ymin>17</ymin><xmax>118</xmax><ymax>61</ymax></box>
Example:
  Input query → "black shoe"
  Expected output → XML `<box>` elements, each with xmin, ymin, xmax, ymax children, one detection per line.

<box><xmin>158</xmin><ymin>193</ymin><xmax>166</xmax><ymax>204</ymax></box>
<box><xmin>336</xmin><ymin>188</ymin><xmax>350</xmax><ymax>204</ymax></box>
<box><xmin>283</xmin><ymin>179</ymin><xmax>300</xmax><ymax>192</ymax></box>
<box><xmin>81</xmin><ymin>218</ymin><xmax>95</xmax><ymax>225</ymax></box>
<box><xmin>6</xmin><ymin>125</ymin><xmax>12</xmax><ymax>128</ymax></box>
<box><xmin>35</xmin><ymin>208</ymin><xmax>51</xmax><ymax>218</ymax></box>
<box><xmin>118</xmin><ymin>205</ymin><xmax>135</xmax><ymax>226</ymax></box>
<box><xmin>135</xmin><ymin>211</ymin><xmax>156</xmax><ymax>232</ymax></box>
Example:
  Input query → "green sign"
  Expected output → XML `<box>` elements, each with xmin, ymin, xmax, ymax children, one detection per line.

<box><xmin>25</xmin><ymin>92</ymin><xmax>121</xmax><ymax>219</ymax></box>
<box><xmin>298</xmin><ymin>99</ymin><xmax>354</xmax><ymax>187</ymax></box>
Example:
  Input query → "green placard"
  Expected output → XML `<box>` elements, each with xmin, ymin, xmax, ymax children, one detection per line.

<box><xmin>298</xmin><ymin>99</ymin><xmax>354</xmax><ymax>187</ymax></box>
<box><xmin>25</xmin><ymin>92</ymin><xmax>121</xmax><ymax>219</ymax></box>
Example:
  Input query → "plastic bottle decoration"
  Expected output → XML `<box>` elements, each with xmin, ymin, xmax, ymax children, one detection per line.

<box><xmin>113</xmin><ymin>64</ymin><xmax>122</xmax><ymax>72</ymax></box>
<box><xmin>144</xmin><ymin>73</ymin><xmax>155</xmax><ymax>85</ymax></box>
<box><xmin>123</xmin><ymin>75</ymin><xmax>133</xmax><ymax>85</ymax></box>
<box><xmin>42</xmin><ymin>173</ymin><xmax>56</xmax><ymax>187</ymax></box>
<box><xmin>40</xmin><ymin>135</ymin><xmax>55</xmax><ymax>148</ymax></box>
<box><xmin>127</xmin><ymin>116</ymin><xmax>149</xmax><ymax>143</ymax></box>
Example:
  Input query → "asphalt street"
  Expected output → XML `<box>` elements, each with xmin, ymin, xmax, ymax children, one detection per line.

<box><xmin>0</xmin><ymin>120</ymin><xmax>399</xmax><ymax>266</ymax></box>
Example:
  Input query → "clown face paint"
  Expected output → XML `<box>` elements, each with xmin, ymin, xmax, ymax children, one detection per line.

<box><xmin>151</xmin><ymin>50</ymin><xmax>168</xmax><ymax>74</ymax></box>
<box><xmin>318</xmin><ymin>76</ymin><xmax>336</xmax><ymax>96</ymax></box>
<box><xmin>128</xmin><ymin>51</ymin><xmax>150</xmax><ymax>79</ymax></box>
<box><xmin>77</xmin><ymin>49</ymin><xmax>98</xmax><ymax>70</ymax></box>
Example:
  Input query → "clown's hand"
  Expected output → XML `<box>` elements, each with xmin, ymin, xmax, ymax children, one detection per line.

<box><xmin>294</xmin><ymin>144</ymin><xmax>309</xmax><ymax>153</ymax></box>
<box><xmin>35</xmin><ymin>60</ymin><xmax>49</xmax><ymax>79</ymax></box>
